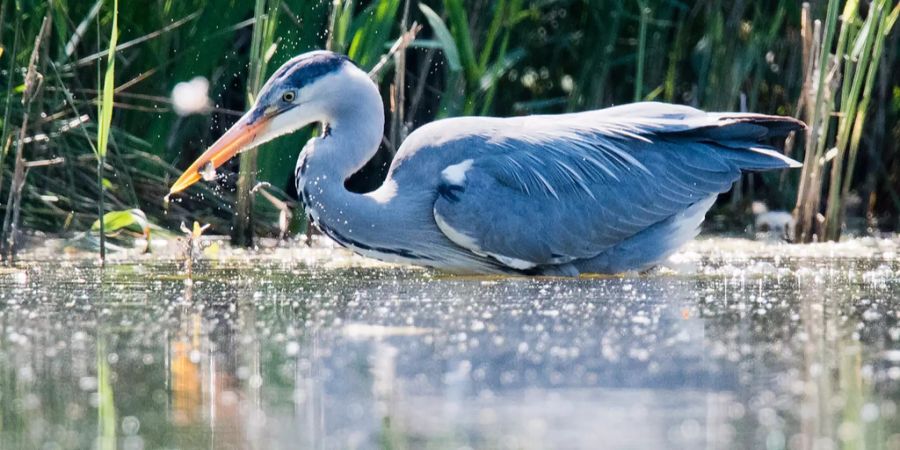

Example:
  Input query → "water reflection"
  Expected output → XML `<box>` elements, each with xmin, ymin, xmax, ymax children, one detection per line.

<box><xmin>0</xmin><ymin>257</ymin><xmax>896</xmax><ymax>449</ymax></box>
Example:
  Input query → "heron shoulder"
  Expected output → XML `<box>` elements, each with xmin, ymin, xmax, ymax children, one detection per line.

<box><xmin>395</xmin><ymin>117</ymin><xmax>500</xmax><ymax>157</ymax></box>
<box><xmin>387</xmin><ymin>117</ymin><xmax>501</xmax><ymax>178</ymax></box>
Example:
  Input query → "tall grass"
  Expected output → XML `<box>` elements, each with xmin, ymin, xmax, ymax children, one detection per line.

<box><xmin>794</xmin><ymin>0</ymin><xmax>899</xmax><ymax>242</ymax></box>
<box><xmin>420</xmin><ymin>0</ymin><xmax>526</xmax><ymax>116</ymax></box>
<box><xmin>95</xmin><ymin>0</ymin><xmax>119</xmax><ymax>261</ymax></box>
<box><xmin>233</xmin><ymin>0</ymin><xmax>281</xmax><ymax>246</ymax></box>
<box><xmin>634</xmin><ymin>0</ymin><xmax>649</xmax><ymax>102</ymax></box>
<box><xmin>794</xmin><ymin>0</ymin><xmax>841</xmax><ymax>243</ymax></box>
<box><xmin>822</xmin><ymin>0</ymin><xmax>899</xmax><ymax>241</ymax></box>
<box><xmin>0</xmin><ymin>15</ymin><xmax>51</xmax><ymax>262</ymax></box>
<box><xmin>0</xmin><ymin>0</ymin><xmax>898</xmax><ymax>250</ymax></box>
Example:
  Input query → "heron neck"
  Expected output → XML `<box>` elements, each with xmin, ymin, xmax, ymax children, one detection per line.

<box><xmin>298</xmin><ymin>65</ymin><xmax>385</xmax><ymax>183</ymax></box>
<box><xmin>297</xmin><ymin>77</ymin><xmax>393</xmax><ymax>246</ymax></box>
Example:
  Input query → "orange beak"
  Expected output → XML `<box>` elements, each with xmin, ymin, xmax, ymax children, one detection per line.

<box><xmin>168</xmin><ymin>111</ymin><xmax>271</xmax><ymax>195</ymax></box>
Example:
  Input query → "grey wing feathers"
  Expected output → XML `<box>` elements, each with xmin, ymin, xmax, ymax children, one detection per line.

<box><xmin>432</xmin><ymin>102</ymin><xmax>802</xmax><ymax>271</ymax></box>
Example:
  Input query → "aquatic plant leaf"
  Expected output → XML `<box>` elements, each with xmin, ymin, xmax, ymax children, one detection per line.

<box><xmin>91</xmin><ymin>209</ymin><xmax>147</xmax><ymax>234</ymax></box>
<box><xmin>419</xmin><ymin>3</ymin><xmax>461</xmax><ymax>71</ymax></box>
<box><xmin>96</xmin><ymin>0</ymin><xmax>118</xmax><ymax>159</ymax></box>
<box><xmin>332</xmin><ymin>0</ymin><xmax>355</xmax><ymax>52</ymax></box>
<box><xmin>347</xmin><ymin>0</ymin><xmax>400</xmax><ymax>68</ymax></box>
<box><xmin>478</xmin><ymin>48</ymin><xmax>525</xmax><ymax>92</ymax></box>
<box><xmin>442</xmin><ymin>0</ymin><xmax>478</xmax><ymax>81</ymax></box>
<box><xmin>887</xmin><ymin>2</ymin><xmax>900</xmax><ymax>31</ymax></box>
<box><xmin>407</xmin><ymin>39</ymin><xmax>443</xmax><ymax>49</ymax></box>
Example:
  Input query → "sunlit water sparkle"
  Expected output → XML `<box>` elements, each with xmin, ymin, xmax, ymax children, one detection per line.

<box><xmin>0</xmin><ymin>237</ymin><xmax>898</xmax><ymax>449</ymax></box>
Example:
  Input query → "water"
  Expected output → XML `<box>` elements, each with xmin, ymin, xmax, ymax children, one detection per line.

<box><xmin>0</xmin><ymin>239</ymin><xmax>898</xmax><ymax>449</ymax></box>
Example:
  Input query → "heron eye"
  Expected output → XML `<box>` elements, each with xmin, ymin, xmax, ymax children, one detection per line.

<box><xmin>281</xmin><ymin>91</ymin><xmax>296</xmax><ymax>102</ymax></box>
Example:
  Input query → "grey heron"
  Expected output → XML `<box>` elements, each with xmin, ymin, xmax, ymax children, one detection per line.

<box><xmin>170</xmin><ymin>50</ymin><xmax>803</xmax><ymax>276</ymax></box>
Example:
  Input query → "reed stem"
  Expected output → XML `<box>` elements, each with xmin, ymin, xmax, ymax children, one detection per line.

<box><xmin>234</xmin><ymin>0</ymin><xmax>279</xmax><ymax>247</ymax></box>
<box><xmin>793</xmin><ymin>0</ymin><xmax>840</xmax><ymax>243</ymax></box>
<box><xmin>634</xmin><ymin>1</ymin><xmax>649</xmax><ymax>102</ymax></box>
<box><xmin>1</xmin><ymin>15</ymin><xmax>50</xmax><ymax>263</ymax></box>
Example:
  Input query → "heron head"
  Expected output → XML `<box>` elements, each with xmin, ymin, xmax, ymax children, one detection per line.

<box><xmin>169</xmin><ymin>50</ymin><xmax>360</xmax><ymax>194</ymax></box>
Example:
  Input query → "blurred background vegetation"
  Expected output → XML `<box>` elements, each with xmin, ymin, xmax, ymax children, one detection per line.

<box><xmin>0</xmin><ymin>0</ymin><xmax>897</xmax><ymax>255</ymax></box>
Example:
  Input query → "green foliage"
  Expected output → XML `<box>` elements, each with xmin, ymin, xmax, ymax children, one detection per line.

<box><xmin>0</xmin><ymin>0</ymin><xmax>897</xmax><ymax>245</ymax></box>
<box><xmin>419</xmin><ymin>4</ymin><xmax>460</xmax><ymax>71</ymax></box>
<box><xmin>233</xmin><ymin>0</ymin><xmax>281</xmax><ymax>246</ymax></box>
<box><xmin>422</xmin><ymin>0</ymin><xmax>526</xmax><ymax>115</ymax></box>
<box><xmin>443</xmin><ymin>0</ymin><xmax>477</xmax><ymax>82</ymax></box>
<box><xmin>822</xmin><ymin>0</ymin><xmax>900</xmax><ymax>240</ymax></box>
<box><xmin>96</xmin><ymin>0</ymin><xmax>117</xmax><ymax>160</ymax></box>
<box><xmin>790</xmin><ymin>0</ymin><xmax>900</xmax><ymax>241</ymax></box>
<box><xmin>347</xmin><ymin>0</ymin><xmax>401</xmax><ymax>69</ymax></box>
<box><xmin>95</xmin><ymin>0</ymin><xmax>120</xmax><ymax>261</ymax></box>
<box><xmin>91</xmin><ymin>208</ymin><xmax>147</xmax><ymax>234</ymax></box>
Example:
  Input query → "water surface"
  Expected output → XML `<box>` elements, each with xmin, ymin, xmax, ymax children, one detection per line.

<box><xmin>0</xmin><ymin>240</ymin><xmax>898</xmax><ymax>449</ymax></box>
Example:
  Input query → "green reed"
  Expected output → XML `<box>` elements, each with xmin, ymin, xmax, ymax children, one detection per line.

<box><xmin>0</xmin><ymin>0</ymin><xmax>898</xmax><ymax>251</ymax></box>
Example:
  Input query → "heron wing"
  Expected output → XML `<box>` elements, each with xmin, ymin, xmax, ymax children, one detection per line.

<box><xmin>428</xmin><ymin>102</ymin><xmax>802</xmax><ymax>270</ymax></box>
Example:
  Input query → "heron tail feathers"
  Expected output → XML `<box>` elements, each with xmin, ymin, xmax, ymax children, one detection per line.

<box><xmin>678</xmin><ymin>113</ymin><xmax>805</xmax><ymax>171</ymax></box>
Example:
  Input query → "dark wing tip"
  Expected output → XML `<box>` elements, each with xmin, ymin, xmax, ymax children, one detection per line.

<box><xmin>716</xmin><ymin>114</ymin><xmax>807</xmax><ymax>137</ymax></box>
